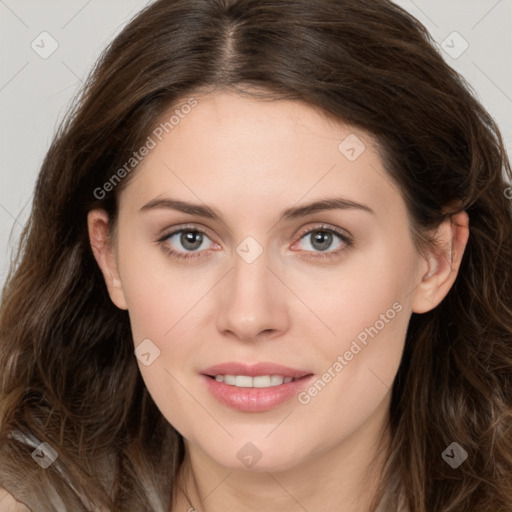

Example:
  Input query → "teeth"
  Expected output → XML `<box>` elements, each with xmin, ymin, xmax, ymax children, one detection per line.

<box><xmin>224</xmin><ymin>375</ymin><xmax>236</xmax><ymax>385</ymax></box>
<box><xmin>235</xmin><ymin>375</ymin><xmax>253</xmax><ymax>387</ymax></box>
<box><xmin>254</xmin><ymin>376</ymin><xmax>272</xmax><ymax>387</ymax></box>
<box><xmin>213</xmin><ymin>375</ymin><xmax>295</xmax><ymax>388</ymax></box>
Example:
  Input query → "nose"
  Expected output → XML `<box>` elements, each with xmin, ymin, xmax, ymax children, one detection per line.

<box><xmin>215</xmin><ymin>245</ymin><xmax>289</xmax><ymax>342</ymax></box>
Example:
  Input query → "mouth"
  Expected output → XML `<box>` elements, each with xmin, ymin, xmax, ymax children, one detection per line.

<box><xmin>201</xmin><ymin>362</ymin><xmax>314</xmax><ymax>412</ymax></box>
<box><xmin>206</xmin><ymin>374</ymin><xmax>303</xmax><ymax>387</ymax></box>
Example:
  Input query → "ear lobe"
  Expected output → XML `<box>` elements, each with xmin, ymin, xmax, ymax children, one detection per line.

<box><xmin>87</xmin><ymin>209</ymin><xmax>128</xmax><ymax>310</ymax></box>
<box><xmin>411</xmin><ymin>211</ymin><xmax>469</xmax><ymax>314</ymax></box>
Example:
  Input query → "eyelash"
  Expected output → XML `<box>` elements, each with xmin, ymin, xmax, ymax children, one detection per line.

<box><xmin>157</xmin><ymin>223</ymin><xmax>353</xmax><ymax>262</ymax></box>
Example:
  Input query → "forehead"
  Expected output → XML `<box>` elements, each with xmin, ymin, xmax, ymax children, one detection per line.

<box><xmin>118</xmin><ymin>90</ymin><xmax>404</xmax><ymax>225</ymax></box>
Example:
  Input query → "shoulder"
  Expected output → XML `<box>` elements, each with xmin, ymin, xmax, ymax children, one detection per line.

<box><xmin>0</xmin><ymin>488</ymin><xmax>31</xmax><ymax>512</ymax></box>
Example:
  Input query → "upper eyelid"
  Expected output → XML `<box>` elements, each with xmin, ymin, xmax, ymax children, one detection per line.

<box><xmin>158</xmin><ymin>223</ymin><xmax>215</xmax><ymax>243</ymax></box>
<box><xmin>295</xmin><ymin>223</ymin><xmax>352</xmax><ymax>240</ymax></box>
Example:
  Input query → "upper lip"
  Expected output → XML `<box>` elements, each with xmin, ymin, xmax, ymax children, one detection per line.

<box><xmin>202</xmin><ymin>362</ymin><xmax>312</xmax><ymax>379</ymax></box>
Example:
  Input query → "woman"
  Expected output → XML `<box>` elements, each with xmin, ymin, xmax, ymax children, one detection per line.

<box><xmin>1</xmin><ymin>0</ymin><xmax>511</xmax><ymax>511</ymax></box>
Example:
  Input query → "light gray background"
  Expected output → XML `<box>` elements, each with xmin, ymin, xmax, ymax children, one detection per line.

<box><xmin>1</xmin><ymin>0</ymin><xmax>511</xmax><ymax>290</ymax></box>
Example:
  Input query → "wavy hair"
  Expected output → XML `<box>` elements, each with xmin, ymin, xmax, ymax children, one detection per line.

<box><xmin>1</xmin><ymin>0</ymin><xmax>511</xmax><ymax>510</ymax></box>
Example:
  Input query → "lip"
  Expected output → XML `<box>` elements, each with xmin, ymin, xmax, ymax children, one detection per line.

<box><xmin>202</xmin><ymin>362</ymin><xmax>311</xmax><ymax>379</ymax></box>
<box><xmin>201</xmin><ymin>362</ymin><xmax>314</xmax><ymax>412</ymax></box>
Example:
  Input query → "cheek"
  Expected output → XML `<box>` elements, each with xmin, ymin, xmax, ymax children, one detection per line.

<box><xmin>115</xmin><ymin>240</ymin><xmax>217</xmax><ymax>432</ymax></box>
<box><xmin>288</xmin><ymin>243</ymin><xmax>415</xmax><ymax>421</ymax></box>
<box><xmin>123</xmin><ymin>273</ymin><xmax>204</xmax><ymax>436</ymax></box>
<box><xmin>288</xmin><ymin>236</ymin><xmax>416</xmax><ymax>359</ymax></box>
<box><xmin>116</xmin><ymin>228</ymin><xmax>210</xmax><ymax>341</ymax></box>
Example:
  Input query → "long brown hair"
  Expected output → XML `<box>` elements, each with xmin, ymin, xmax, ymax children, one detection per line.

<box><xmin>1</xmin><ymin>1</ymin><xmax>511</xmax><ymax>510</ymax></box>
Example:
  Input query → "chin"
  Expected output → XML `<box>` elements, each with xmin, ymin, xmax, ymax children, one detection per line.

<box><xmin>199</xmin><ymin>437</ymin><xmax>312</xmax><ymax>473</ymax></box>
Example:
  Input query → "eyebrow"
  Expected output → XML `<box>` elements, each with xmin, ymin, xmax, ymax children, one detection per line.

<box><xmin>140</xmin><ymin>196</ymin><xmax>375</xmax><ymax>222</ymax></box>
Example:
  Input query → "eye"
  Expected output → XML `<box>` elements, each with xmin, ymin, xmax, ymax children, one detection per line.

<box><xmin>157</xmin><ymin>225</ymin><xmax>219</xmax><ymax>261</ymax></box>
<box><xmin>157</xmin><ymin>223</ymin><xmax>353</xmax><ymax>262</ymax></box>
<box><xmin>291</xmin><ymin>224</ymin><xmax>353</xmax><ymax>260</ymax></box>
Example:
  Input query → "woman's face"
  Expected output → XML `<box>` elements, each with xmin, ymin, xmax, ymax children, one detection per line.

<box><xmin>91</xmin><ymin>90</ymin><xmax>439</xmax><ymax>471</ymax></box>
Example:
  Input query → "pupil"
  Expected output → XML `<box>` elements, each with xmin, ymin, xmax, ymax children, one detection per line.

<box><xmin>313</xmin><ymin>231</ymin><xmax>332</xmax><ymax>251</ymax></box>
<box><xmin>182</xmin><ymin>231</ymin><xmax>202</xmax><ymax>250</ymax></box>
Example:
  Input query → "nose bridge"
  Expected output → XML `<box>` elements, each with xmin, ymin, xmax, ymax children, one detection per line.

<box><xmin>232</xmin><ymin>241</ymin><xmax>269</xmax><ymax>295</ymax></box>
<box><xmin>216</xmin><ymin>234</ymin><xmax>287</xmax><ymax>339</ymax></box>
<box><xmin>231</xmin><ymin>235</ymin><xmax>274</xmax><ymax>310</ymax></box>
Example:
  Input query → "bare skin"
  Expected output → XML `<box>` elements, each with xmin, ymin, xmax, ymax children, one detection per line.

<box><xmin>0</xmin><ymin>489</ymin><xmax>31</xmax><ymax>511</ymax></box>
<box><xmin>89</xmin><ymin>90</ymin><xmax>469</xmax><ymax>512</ymax></box>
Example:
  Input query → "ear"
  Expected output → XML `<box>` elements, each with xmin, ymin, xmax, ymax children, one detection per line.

<box><xmin>411</xmin><ymin>211</ymin><xmax>469</xmax><ymax>314</ymax></box>
<box><xmin>87</xmin><ymin>209</ymin><xmax>128</xmax><ymax>310</ymax></box>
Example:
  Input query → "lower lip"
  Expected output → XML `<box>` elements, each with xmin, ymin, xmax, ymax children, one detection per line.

<box><xmin>201</xmin><ymin>374</ymin><xmax>315</xmax><ymax>412</ymax></box>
